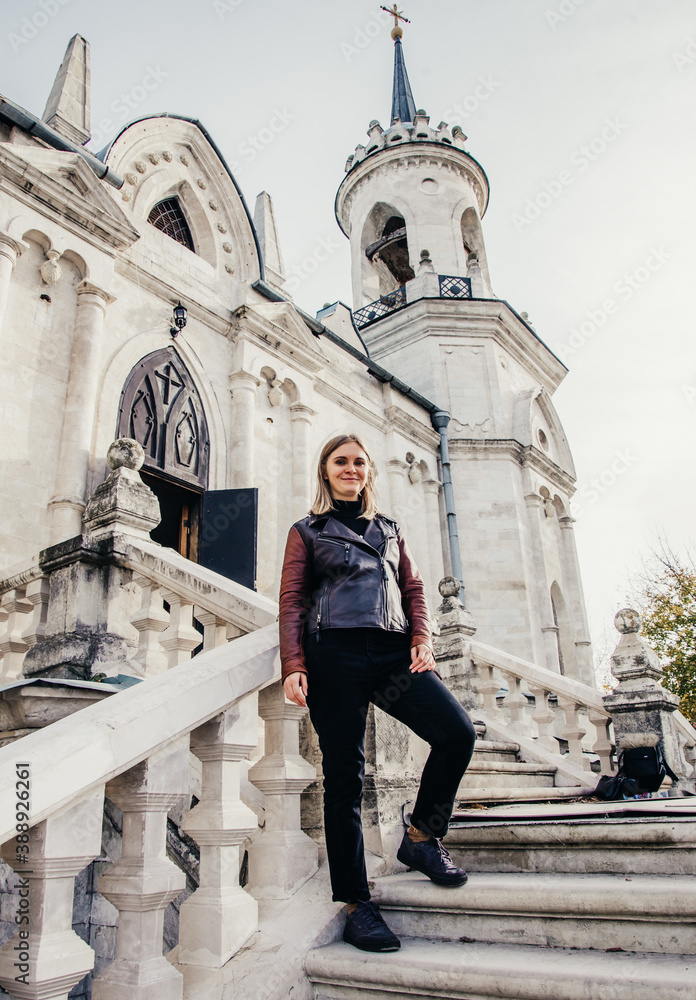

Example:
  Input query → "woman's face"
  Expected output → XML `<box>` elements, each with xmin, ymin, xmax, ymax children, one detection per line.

<box><xmin>324</xmin><ymin>441</ymin><xmax>369</xmax><ymax>501</ymax></box>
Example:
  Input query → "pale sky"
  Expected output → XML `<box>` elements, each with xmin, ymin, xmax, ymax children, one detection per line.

<box><xmin>3</xmin><ymin>0</ymin><xmax>695</xmax><ymax>672</ymax></box>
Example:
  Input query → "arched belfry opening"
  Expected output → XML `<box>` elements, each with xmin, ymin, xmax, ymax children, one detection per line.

<box><xmin>117</xmin><ymin>347</ymin><xmax>209</xmax><ymax>559</ymax></box>
<box><xmin>147</xmin><ymin>198</ymin><xmax>195</xmax><ymax>252</ymax></box>
<box><xmin>362</xmin><ymin>204</ymin><xmax>415</xmax><ymax>299</ymax></box>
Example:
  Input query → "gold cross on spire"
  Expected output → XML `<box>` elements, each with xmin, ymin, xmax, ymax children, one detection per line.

<box><xmin>380</xmin><ymin>4</ymin><xmax>410</xmax><ymax>40</ymax></box>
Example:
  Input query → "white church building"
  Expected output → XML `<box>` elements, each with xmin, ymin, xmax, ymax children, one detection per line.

<box><xmin>0</xmin><ymin>22</ymin><xmax>693</xmax><ymax>1000</ymax></box>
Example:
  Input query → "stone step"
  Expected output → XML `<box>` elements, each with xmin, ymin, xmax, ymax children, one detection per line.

<box><xmin>370</xmin><ymin>871</ymin><xmax>696</xmax><ymax>955</ymax></box>
<box><xmin>446</xmin><ymin>800</ymin><xmax>696</xmax><ymax>874</ymax></box>
<box><xmin>459</xmin><ymin>760</ymin><xmax>557</xmax><ymax>790</ymax></box>
<box><xmin>471</xmin><ymin>738</ymin><xmax>521</xmax><ymax>762</ymax></box>
<box><xmin>455</xmin><ymin>784</ymin><xmax>594</xmax><ymax>805</ymax></box>
<box><xmin>307</xmin><ymin>938</ymin><xmax>694</xmax><ymax>1000</ymax></box>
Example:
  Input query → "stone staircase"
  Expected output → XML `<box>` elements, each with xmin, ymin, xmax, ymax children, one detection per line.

<box><xmin>455</xmin><ymin>721</ymin><xmax>595</xmax><ymax>805</ymax></box>
<box><xmin>306</xmin><ymin>798</ymin><xmax>696</xmax><ymax>999</ymax></box>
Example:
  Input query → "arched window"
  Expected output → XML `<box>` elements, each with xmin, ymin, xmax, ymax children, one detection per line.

<box><xmin>147</xmin><ymin>198</ymin><xmax>195</xmax><ymax>252</ymax></box>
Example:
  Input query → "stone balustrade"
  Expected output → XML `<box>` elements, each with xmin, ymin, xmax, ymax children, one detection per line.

<box><xmin>0</xmin><ymin>621</ymin><xmax>316</xmax><ymax>1000</ymax></box>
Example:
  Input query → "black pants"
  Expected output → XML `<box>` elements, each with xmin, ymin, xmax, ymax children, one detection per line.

<box><xmin>305</xmin><ymin>628</ymin><xmax>476</xmax><ymax>903</ymax></box>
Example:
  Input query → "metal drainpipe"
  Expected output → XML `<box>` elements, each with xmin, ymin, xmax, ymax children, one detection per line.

<box><xmin>431</xmin><ymin>409</ymin><xmax>466</xmax><ymax>598</ymax></box>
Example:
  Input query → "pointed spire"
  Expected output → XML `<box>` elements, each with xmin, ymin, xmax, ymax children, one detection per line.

<box><xmin>391</xmin><ymin>37</ymin><xmax>416</xmax><ymax>125</ymax></box>
<box><xmin>42</xmin><ymin>34</ymin><xmax>91</xmax><ymax>146</ymax></box>
<box><xmin>253</xmin><ymin>191</ymin><xmax>286</xmax><ymax>290</ymax></box>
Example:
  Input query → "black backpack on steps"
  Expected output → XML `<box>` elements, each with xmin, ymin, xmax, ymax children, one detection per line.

<box><xmin>595</xmin><ymin>741</ymin><xmax>679</xmax><ymax>800</ymax></box>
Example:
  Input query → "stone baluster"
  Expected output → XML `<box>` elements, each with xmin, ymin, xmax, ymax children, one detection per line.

<box><xmin>228</xmin><ymin>371</ymin><xmax>259</xmax><ymax>488</ymax></box>
<box><xmin>500</xmin><ymin>671</ymin><xmax>528</xmax><ymax>730</ymax></box>
<box><xmin>178</xmin><ymin>695</ymin><xmax>259</xmax><ymax>969</ymax></box>
<box><xmin>49</xmin><ymin>281</ymin><xmax>116</xmax><ymax>543</ymax></box>
<box><xmin>247</xmin><ymin>681</ymin><xmax>318</xmax><ymax>898</ymax></box>
<box><xmin>289</xmin><ymin>403</ymin><xmax>314</xmax><ymax>522</ymax></box>
<box><xmin>194</xmin><ymin>608</ymin><xmax>229</xmax><ymax>652</ymax></box>
<box><xmin>158</xmin><ymin>590</ymin><xmax>200</xmax><ymax>668</ymax></box>
<box><xmin>93</xmin><ymin>741</ymin><xmax>189</xmax><ymax>1000</ymax></box>
<box><xmin>20</xmin><ymin>577</ymin><xmax>50</xmax><ymax>651</ymax></box>
<box><xmin>129</xmin><ymin>576</ymin><xmax>169</xmax><ymax>675</ymax></box>
<box><xmin>529</xmin><ymin>685</ymin><xmax>558</xmax><ymax>753</ymax></box>
<box><xmin>0</xmin><ymin>232</ymin><xmax>28</xmax><ymax>337</ymax></box>
<box><xmin>477</xmin><ymin>662</ymin><xmax>501</xmax><ymax>715</ymax></box>
<box><xmin>587</xmin><ymin>708</ymin><xmax>614</xmax><ymax>773</ymax></box>
<box><xmin>0</xmin><ymin>787</ymin><xmax>105</xmax><ymax>1000</ymax></box>
<box><xmin>557</xmin><ymin>697</ymin><xmax>588</xmax><ymax>767</ymax></box>
<box><xmin>0</xmin><ymin>588</ymin><xmax>34</xmax><ymax>682</ymax></box>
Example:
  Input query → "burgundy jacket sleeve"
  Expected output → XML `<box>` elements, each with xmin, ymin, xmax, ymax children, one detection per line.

<box><xmin>397</xmin><ymin>528</ymin><xmax>433</xmax><ymax>650</ymax></box>
<box><xmin>278</xmin><ymin>526</ymin><xmax>313</xmax><ymax>681</ymax></box>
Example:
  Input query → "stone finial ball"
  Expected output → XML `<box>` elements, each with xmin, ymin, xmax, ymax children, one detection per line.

<box><xmin>614</xmin><ymin>608</ymin><xmax>641</xmax><ymax>634</ymax></box>
<box><xmin>107</xmin><ymin>438</ymin><xmax>145</xmax><ymax>471</ymax></box>
<box><xmin>439</xmin><ymin>576</ymin><xmax>461</xmax><ymax>598</ymax></box>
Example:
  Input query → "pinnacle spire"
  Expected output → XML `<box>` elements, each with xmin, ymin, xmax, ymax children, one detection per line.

<box><xmin>42</xmin><ymin>34</ymin><xmax>91</xmax><ymax>146</ymax></box>
<box><xmin>391</xmin><ymin>36</ymin><xmax>416</xmax><ymax>125</ymax></box>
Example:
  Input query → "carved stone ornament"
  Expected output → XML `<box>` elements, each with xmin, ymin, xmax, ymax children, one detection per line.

<box><xmin>162</xmin><ymin>150</ymin><xmax>173</xmax><ymax>162</ymax></box>
<box><xmin>125</xmin><ymin>172</ymin><xmax>138</xmax><ymax>186</ymax></box>
<box><xmin>180</xmin><ymin>153</ymin><xmax>190</xmax><ymax>166</ymax></box>
<box><xmin>225</xmin><ymin>263</ymin><xmax>235</xmax><ymax>274</ymax></box>
<box><xmin>268</xmin><ymin>379</ymin><xmax>283</xmax><ymax>407</ymax></box>
<box><xmin>197</xmin><ymin>178</ymin><xmax>207</xmax><ymax>190</ymax></box>
<box><xmin>217</xmin><ymin>222</ymin><xmax>227</xmax><ymax>233</ymax></box>
<box><xmin>121</xmin><ymin>190</ymin><xmax>132</xmax><ymax>202</ymax></box>
<box><xmin>149</xmin><ymin>153</ymin><xmax>161</xmax><ymax>165</ymax></box>
<box><xmin>40</xmin><ymin>250</ymin><xmax>62</xmax><ymax>285</ymax></box>
<box><xmin>209</xmin><ymin>199</ymin><xmax>219</xmax><ymax>211</ymax></box>
<box><xmin>408</xmin><ymin>463</ymin><xmax>422</xmax><ymax>484</ymax></box>
<box><xmin>107</xmin><ymin>437</ymin><xmax>145</xmax><ymax>471</ymax></box>
<box><xmin>223</xmin><ymin>242</ymin><xmax>233</xmax><ymax>254</ymax></box>
<box><xmin>135</xmin><ymin>160</ymin><xmax>147</xmax><ymax>173</ymax></box>
<box><xmin>543</xmin><ymin>498</ymin><xmax>556</xmax><ymax>518</ymax></box>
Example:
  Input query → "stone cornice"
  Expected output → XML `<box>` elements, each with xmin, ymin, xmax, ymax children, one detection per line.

<box><xmin>314</xmin><ymin>378</ymin><xmax>387</xmax><ymax>432</ymax></box>
<box><xmin>233</xmin><ymin>304</ymin><xmax>327</xmax><ymax>375</ymax></box>
<box><xmin>364</xmin><ymin>297</ymin><xmax>567</xmax><ymax>393</ymax></box>
<box><xmin>448</xmin><ymin>437</ymin><xmax>576</xmax><ymax>492</ymax></box>
<box><xmin>0</xmin><ymin>144</ymin><xmax>139</xmax><ymax>252</ymax></box>
<box><xmin>384</xmin><ymin>404</ymin><xmax>440</xmax><ymax>451</ymax></box>
<box><xmin>337</xmin><ymin>142</ymin><xmax>489</xmax><ymax>233</ymax></box>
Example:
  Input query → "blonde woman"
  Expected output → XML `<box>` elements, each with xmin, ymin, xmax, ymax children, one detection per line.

<box><xmin>279</xmin><ymin>434</ymin><xmax>475</xmax><ymax>952</ymax></box>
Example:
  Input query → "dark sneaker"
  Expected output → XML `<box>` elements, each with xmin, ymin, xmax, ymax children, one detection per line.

<box><xmin>397</xmin><ymin>830</ymin><xmax>468</xmax><ymax>887</ymax></box>
<box><xmin>343</xmin><ymin>901</ymin><xmax>401</xmax><ymax>952</ymax></box>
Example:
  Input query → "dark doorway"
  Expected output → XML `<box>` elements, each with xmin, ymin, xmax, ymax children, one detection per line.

<box><xmin>140</xmin><ymin>471</ymin><xmax>202</xmax><ymax>561</ymax></box>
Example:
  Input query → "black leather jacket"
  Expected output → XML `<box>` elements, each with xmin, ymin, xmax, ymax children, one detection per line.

<box><xmin>279</xmin><ymin>512</ymin><xmax>432</xmax><ymax>679</ymax></box>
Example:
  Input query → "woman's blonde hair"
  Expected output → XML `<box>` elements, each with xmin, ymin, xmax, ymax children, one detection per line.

<box><xmin>310</xmin><ymin>433</ymin><xmax>379</xmax><ymax>519</ymax></box>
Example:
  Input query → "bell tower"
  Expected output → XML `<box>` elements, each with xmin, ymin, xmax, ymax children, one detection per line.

<box><xmin>334</xmin><ymin>15</ymin><xmax>595</xmax><ymax>686</ymax></box>
<box><xmin>335</xmin><ymin>14</ymin><xmax>493</xmax><ymax>309</ymax></box>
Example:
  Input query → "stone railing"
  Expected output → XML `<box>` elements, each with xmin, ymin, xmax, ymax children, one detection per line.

<box><xmin>435</xmin><ymin>582</ymin><xmax>696</xmax><ymax>785</ymax></box>
<box><xmin>0</xmin><ymin>619</ymin><xmax>318</xmax><ymax>1000</ymax></box>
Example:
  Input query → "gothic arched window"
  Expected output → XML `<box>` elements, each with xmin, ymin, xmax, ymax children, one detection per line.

<box><xmin>117</xmin><ymin>347</ymin><xmax>209</xmax><ymax>488</ymax></box>
<box><xmin>147</xmin><ymin>198</ymin><xmax>195</xmax><ymax>252</ymax></box>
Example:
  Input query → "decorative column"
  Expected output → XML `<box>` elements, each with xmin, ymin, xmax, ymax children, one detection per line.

<box><xmin>386</xmin><ymin>458</ymin><xmax>408</xmax><ymax>522</ymax></box>
<box><xmin>50</xmin><ymin>281</ymin><xmax>115</xmax><ymax>543</ymax></box>
<box><xmin>93</xmin><ymin>741</ymin><xmax>189</xmax><ymax>1000</ymax></box>
<box><xmin>247</xmin><ymin>681</ymin><xmax>317</xmax><ymax>898</ymax></box>
<box><xmin>178</xmin><ymin>695</ymin><xmax>259</xmax><ymax>969</ymax></box>
<box><xmin>228</xmin><ymin>371</ymin><xmax>259</xmax><ymax>488</ymax></box>
<box><xmin>523</xmin><ymin>492</ymin><xmax>557</xmax><ymax>671</ymax></box>
<box><xmin>0</xmin><ymin>232</ymin><xmax>28</xmax><ymax>336</ymax></box>
<box><xmin>422</xmin><ymin>478</ymin><xmax>445</xmax><ymax>601</ymax></box>
<box><xmin>0</xmin><ymin>787</ymin><xmax>104</xmax><ymax>1000</ymax></box>
<box><xmin>558</xmin><ymin>514</ymin><xmax>595</xmax><ymax>686</ymax></box>
<box><xmin>604</xmin><ymin>609</ymin><xmax>689</xmax><ymax>783</ymax></box>
<box><xmin>289</xmin><ymin>403</ymin><xmax>314</xmax><ymax>521</ymax></box>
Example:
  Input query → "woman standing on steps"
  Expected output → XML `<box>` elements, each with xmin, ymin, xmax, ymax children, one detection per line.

<box><xmin>279</xmin><ymin>433</ymin><xmax>476</xmax><ymax>953</ymax></box>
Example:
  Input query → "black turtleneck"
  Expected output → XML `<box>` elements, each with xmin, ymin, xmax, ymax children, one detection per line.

<box><xmin>329</xmin><ymin>498</ymin><xmax>368</xmax><ymax>537</ymax></box>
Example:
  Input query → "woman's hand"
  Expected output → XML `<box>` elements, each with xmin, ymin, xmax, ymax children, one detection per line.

<box><xmin>410</xmin><ymin>643</ymin><xmax>436</xmax><ymax>673</ymax></box>
<box><xmin>283</xmin><ymin>671</ymin><xmax>308</xmax><ymax>707</ymax></box>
